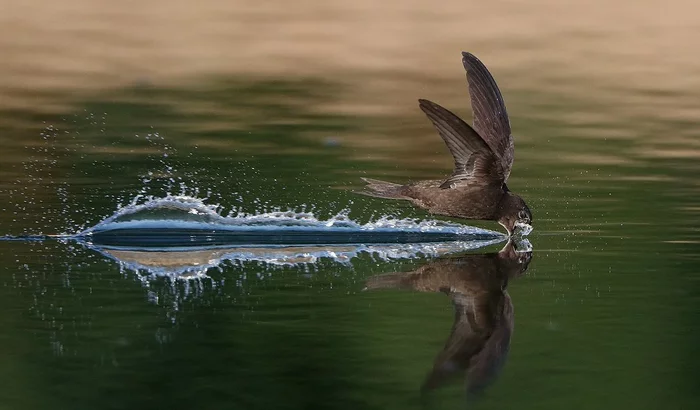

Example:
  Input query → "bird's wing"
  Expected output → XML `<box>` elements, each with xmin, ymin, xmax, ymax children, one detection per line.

<box><xmin>462</xmin><ymin>52</ymin><xmax>514</xmax><ymax>181</ymax></box>
<box><xmin>418</xmin><ymin>99</ymin><xmax>505</xmax><ymax>189</ymax></box>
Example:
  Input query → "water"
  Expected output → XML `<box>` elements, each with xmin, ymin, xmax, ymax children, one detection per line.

<box><xmin>2</xmin><ymin>2</ymin><xmax>700</xmax><ymax>409</ymax></box>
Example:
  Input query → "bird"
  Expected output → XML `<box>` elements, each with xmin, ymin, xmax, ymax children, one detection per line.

<box><xmin>360</xmin><ymin>52</ymin><xmax>532</xmax><ymax>236</ymax></box>
<box><xmin>364</xmin><ymin>240</ymin><xmax>532</xmax><ymax>394</ymax></box>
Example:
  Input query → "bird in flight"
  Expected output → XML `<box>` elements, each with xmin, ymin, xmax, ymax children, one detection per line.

<box><xmin>360</xmin><ymin>52</ymin><xmax>532</xmax><ymax>236</ymax></box>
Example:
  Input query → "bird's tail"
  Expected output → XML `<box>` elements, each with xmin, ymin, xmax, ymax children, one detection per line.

<box><xmin>358</xmin><ymin>177</ymin><xmax>407</xmax><ymax>200</ymax></box>
<box><xmin>364</xmin><ymin>272</ymin><xmax>412</xmax><ymax>291</ymax></box>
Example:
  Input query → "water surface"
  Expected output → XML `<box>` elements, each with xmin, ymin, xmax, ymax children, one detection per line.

<box><xmin>2</xmin><ymin>3</ymin><xmax>700</xmax><ymax>409</ymax></box>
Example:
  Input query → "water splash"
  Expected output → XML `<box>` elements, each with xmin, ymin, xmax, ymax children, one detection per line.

<box><xmin>76</xmin><ymin>195</ymin><xmax>505</xmax><ymax>248</ymax></box>
<box><xmin>66</xmin><ymin>195</ymin><xmax>506</xmax><ymax>304</ymax></box>
<box><xmin>513</xmin><ymin>238</ymin><xmax>533</xmax><ymax>252</ymax></box>
<box><xmin>514</xmin><ymin>222</ymin><xmax>533</xmax><ymax>237</ymax></box>
<box><xmin>89</xmin><ymin>239</ymin><xmax>505</xmax><ymax>279</ymax></box>
<box><xmin>7</xmin><ymin>193</ymin><xmax>508</xmax><ymax>318</ymax></box>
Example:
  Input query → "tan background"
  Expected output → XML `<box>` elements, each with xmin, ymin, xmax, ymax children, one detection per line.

<box><xmin>2</xmin><ymin>0</ymin><xmax>700</xmax><ymax>164</ymax></box>
<box><xmin>2</xmin><ymin>1</ymin><xmax>699</xmax><ymax>112</ymax></box>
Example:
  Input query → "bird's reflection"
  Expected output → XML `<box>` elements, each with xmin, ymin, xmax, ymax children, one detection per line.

<box><xmin>365</xmin><ymin>239</ymin><xmax>532</xmax><ymax>394</ymax></box>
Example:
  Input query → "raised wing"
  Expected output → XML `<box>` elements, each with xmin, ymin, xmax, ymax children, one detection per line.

<box><xmin>462</xmin><ymin>52</ymin><xmax>514</xmax><ymax>181</ymax></box>
<box><xmin>418</xmin><ymin>99</ymin><xmax>505</xmax><ymax>188</ymax></box>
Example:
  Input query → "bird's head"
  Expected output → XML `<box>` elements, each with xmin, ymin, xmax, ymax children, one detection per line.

<box><xmin>498</xmin><ymin>193</ymin><xmax>532</xmax><ymax>236</ymax></box>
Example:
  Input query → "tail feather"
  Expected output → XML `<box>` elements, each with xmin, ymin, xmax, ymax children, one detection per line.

<box><xmin>358</xmin><ymin>177</ymin><xmax>407</xmax><ymax>200</ymax></box>
<box><xmin>364</xmin><ymin>272</ymin><xmax>412</xmax><ymax>291</ymax></box>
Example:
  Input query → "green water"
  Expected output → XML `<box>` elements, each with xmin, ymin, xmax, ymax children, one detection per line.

<box><xmin>1</xmin><ymin>73</ymin><xmax>699</xmax><ymax>410</ymax></box>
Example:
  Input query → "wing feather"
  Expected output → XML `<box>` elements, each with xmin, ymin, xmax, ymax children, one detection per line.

<box><xmin>462</xmin><ymin>52</ymin><xmax>514</xmax><ymax>181</ymax></box>
<box><xmin>418</xmin><ymin>99</ymin><xmax>504</xmax><ymax>188</ymax></box>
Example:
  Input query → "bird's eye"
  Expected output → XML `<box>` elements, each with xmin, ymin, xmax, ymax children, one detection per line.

<box><xmin>518</xmin><ymin>210</ymin><xmax>527</xmax><ymax>219</ymax></box>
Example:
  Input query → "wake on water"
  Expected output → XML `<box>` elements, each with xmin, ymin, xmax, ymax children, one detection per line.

<box><xmin>77</xmin><ymin>195</ymin><xmax>505</xmax><ymax>247</ymax></box>
<box><xmin>2</xmin><ymin>195</ymin><xmax>533</xmax><ymax>283</ymax></box>
<box><xmin>3</xmin><ymin>125</ymin><xmax>531</xmax><ymax>316</ymax></box>
<box><xmin>4</xmin><ymin>123</ymin><xmax>529</xmax><ymax>274</ymax></box>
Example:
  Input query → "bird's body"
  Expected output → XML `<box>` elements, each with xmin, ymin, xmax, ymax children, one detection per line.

<box><xmin>360</xmin><ymin>52</ymin><xmax>532</xmax><ymax>235</ymax></box>
<box><xmin>362</xmin><ymin>177</ymin><xmax>507</xmax><ymax>220</ymax></box>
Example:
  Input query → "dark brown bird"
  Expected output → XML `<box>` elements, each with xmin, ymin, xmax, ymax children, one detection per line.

<box><xmin>364</xmin><ymin>240</ymin><xmax>532</xmax><ymax>394</ymax></box>
<box><xmin>360</xmin><ymin>52</ymin><xmax>532</xmax><ymax>236</ymax></box>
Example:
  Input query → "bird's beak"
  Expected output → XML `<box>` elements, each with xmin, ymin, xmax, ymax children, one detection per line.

<box><xmin>499</xmin><ymin>221</ymin><xmax>514</xmax><ymax>237</ymax></box>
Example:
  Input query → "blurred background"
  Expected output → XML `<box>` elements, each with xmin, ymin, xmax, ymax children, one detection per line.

<box><xmin>3</xmin><ymin>0</ymin><xmax>700</xmax><ymax>156</ymax></box>
<box><xmin>1</xmin><ymin>1</ymin><xmax>700</xmax><ymax>409</ymax></box>
<box><xmin>3</xmin><ymin>0</ymin><xmax>699</xmax><ymax>211</ymax></box>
